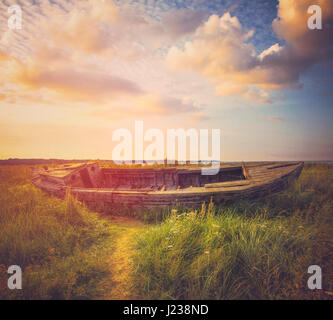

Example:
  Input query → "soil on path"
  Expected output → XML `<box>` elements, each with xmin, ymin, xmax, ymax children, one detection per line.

<box><xmin>103</xmin><ymin>216</ymin><xmax>146</xmax><ymax>300</ymax></box>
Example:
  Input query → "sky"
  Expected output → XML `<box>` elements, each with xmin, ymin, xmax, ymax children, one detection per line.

<box><xmin>0</xmin><ymin>0</ymin><xmax>332</xmax><ymax>161</ymax></box>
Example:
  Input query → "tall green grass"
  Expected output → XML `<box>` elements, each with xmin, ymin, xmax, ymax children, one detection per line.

<box><xmin>0</xmin><ymin>166</ymin><xmax>120</xmax><ymax>300</ymax></box>
<box><xmin>133</xmin><ymin>164</ymin><xmax>333</xmax><ymax>299</ymax></box>
<box><xmin>1</xmin><ymin>163</ymin><xmax>332</xmax><ymax>300</ymax></box>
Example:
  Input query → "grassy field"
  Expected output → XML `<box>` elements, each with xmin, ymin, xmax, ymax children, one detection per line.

<box><xmin>132</xmin><ymin>163</ymin><xmax>333</xmax><ymax>299</ymax></box>
<box><xmin>0</xmin><ymin>163</ymin><xmax>332</xmax><ymax>299</ymax></box>
<box><xmin>0</xmin><ymin>165</ymin><xmax>121</xmax><ymax>300</ymax></box>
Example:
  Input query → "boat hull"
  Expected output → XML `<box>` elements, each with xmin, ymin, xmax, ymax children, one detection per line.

<box><xmin>31</xmin><ymin>162</ymin><xmax>304</xmax><ymax>208</ymax></box>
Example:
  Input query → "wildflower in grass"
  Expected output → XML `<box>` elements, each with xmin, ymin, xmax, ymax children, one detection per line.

<box><xmin>204</xmin><ymin>251</ymin><xmax>210</xmax><ymax>255</ymax></box>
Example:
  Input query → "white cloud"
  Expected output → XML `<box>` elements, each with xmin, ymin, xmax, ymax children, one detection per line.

<box><xmin>259</xmin><ymin>43</ymin><xmax>283</xmax><ymax>60</ymax></box>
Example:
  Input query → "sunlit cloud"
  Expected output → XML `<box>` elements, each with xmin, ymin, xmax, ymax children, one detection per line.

<box><xmin>167</xmin><ymin>0</ymin><xmax>333</xmax><ymax>103</ymax></box>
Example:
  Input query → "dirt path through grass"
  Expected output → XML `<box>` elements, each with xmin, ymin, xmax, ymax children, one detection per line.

<box><xmin>104</xmin><ymin>216</ymin><xmax>146</xmax><ymax>300</ymax></box>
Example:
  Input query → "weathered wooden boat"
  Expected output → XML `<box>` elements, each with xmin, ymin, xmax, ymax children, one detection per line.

<box><xmin>31</xmin><ymin>161</ymin><xmax>303</xmax><ymax>208</ymax></box>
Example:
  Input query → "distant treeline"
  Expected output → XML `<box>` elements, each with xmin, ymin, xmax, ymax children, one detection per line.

<box><xmin>1</xmin><ymin>159</ymin><xmax>331</xmax><ymax>166</ymax></box>
<box><xmin>0</xmin><ymin>159</ymin><xmax>221</xmax><ymax>166</ymax></box>
<box><xmin>0</xmin><ymin>159</ymin><xmax>89</xmax><ymax>166</ymax></box>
